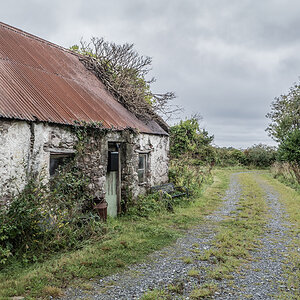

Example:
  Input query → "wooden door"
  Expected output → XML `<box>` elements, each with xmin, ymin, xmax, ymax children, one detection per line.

<box><xmin>105</xmin><ymin>170</ymin><xmax>118</xmax><ymax>217</ymax></box>
<box><xmin>105</xmin><ymin>143</ymin><xmax>121</xmax><ymax>217</ymax></box>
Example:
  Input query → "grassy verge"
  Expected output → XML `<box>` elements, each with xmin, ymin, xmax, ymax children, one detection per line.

<box><xmin>0</xmin><ymin>169</ymin><xmax>232</xmax><ymax>300</ymax></box>
<box><xmin>260</xmin><ymin>173</ymin><xmax>300</xmax><ymax>299</ymax></box>
<box><xmin>270</xmin><ymin>162</ymin><xmax>300</xmax><ymax>193</ymax></box>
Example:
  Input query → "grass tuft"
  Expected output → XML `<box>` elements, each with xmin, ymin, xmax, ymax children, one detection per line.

<box><xmin>190</xmin><ymin>283</ymin><xmax>217</xmax><ymax>299</ymax></box>
<box><xmin>187</xmin><ymin>268</ymin><xmax>200</xmax><ymax>277</ymax></box>
<box><xmin>42</xmin><ymin>286</ymin><xmax>63</xmax><ymax>298</ymax></box>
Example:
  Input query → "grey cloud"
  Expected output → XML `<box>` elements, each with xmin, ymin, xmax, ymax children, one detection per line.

<box><xmin>1</xmin><ymin>0</ymin><xmax>299</xmax><ymax>148</ymax></box>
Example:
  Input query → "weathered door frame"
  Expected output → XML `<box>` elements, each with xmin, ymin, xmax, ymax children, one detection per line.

<box><xmin>106</xmin><ymin>142</ymin><xmax>121</xmax><ymax>216</ymax></box>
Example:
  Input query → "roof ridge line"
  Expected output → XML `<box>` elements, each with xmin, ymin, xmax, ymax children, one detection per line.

<box><xmin>0</xmin><ymin>21</ymin><xmax>82</xmax><ymax>58</ymax></box>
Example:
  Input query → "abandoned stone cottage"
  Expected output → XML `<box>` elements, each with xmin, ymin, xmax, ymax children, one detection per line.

<box><xmin>0</xmin><ymin>22</ymin><xmax>169</xmax><ymax>217</ymax></box>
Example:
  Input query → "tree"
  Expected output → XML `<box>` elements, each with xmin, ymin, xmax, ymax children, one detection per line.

<box><xmin>169</xmin><ymin>116</ymin><xmax>214</xmax><ymax>161</ymax></box>
<box><xmin>266</xmin><ymin>80</ymin><xmax>300</xmax><ymax>183</ymax></box>
<box><xmin>266</xmin><ymin>80</ymin><xmax>300</xmax><ymax>142</ymax></box>
<box><xmin>277</xmin><ymin>129</ymin><xmax>300</xmax><ymax>163</ymax></box>
<box><xmin>277</xmin><ymin>129</ymin><xmax>300</xmax><ymax>183</ymax></box>
<box><xmin>70</xmin><ymin>38</ymin><xmax>181</xmax><ymax>130</ymax></box>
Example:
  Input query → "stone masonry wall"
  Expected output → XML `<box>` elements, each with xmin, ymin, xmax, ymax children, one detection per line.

<box><xmin>0</xmin><ymin>119</ymin><xmax>169</xmax><ymax>209</ymax></box>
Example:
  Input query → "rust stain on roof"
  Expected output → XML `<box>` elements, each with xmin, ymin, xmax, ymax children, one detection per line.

<box><xmin>0</xmin><ymin>22</ymin><xmax>167</xmax><ymax>135</ymax></box>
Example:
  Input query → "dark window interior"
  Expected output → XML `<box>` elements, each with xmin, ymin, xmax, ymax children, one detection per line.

<box><xmin>50</xmin><ymin>153</ymin><xmax>74</xmax><ymax>176</ymax></box>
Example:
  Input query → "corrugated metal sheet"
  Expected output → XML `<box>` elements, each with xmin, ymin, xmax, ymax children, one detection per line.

<box><xmin>0</xmin><ymin>22</ymin><xmax>167</xmax><ymax>135</ymax></box>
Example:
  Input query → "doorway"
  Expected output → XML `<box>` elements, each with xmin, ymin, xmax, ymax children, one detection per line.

<box><xmin>105</xmin><ymin>143</ymin><xmax>121</xmax><ymax>217</ymax></box>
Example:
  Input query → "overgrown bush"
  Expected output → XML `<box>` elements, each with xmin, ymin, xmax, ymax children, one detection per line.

<box><xmin>243</xmin><ymin>144</ymin><xmax>277</xmax><ymax>168</ymax></box>
<box><xmin>214</xmin><ymin>147</ymin><xmax>245</xmax><ymax>167</ymax></box>
<box><xmin>0</xmin><ymin>154</ymin><xmax>105</xmax><ymax>268</ymax></box>
<box><xmin>126</xmin><ymin>156</ymin><xmax>213</xmax><ymax>220</ymax></box>
<box><xmin>169</xmin><ymin>156</ymin><xmax>213</xmax><ymax>196</ymax></box>
<box><xmin>0</xmin><ymin>180</ymin><xmax>45</xmax><ymax>265</ymax></box>
<box><xmin>0</xmin><ymin>127</ymin><xmax>104</xmax><ymax>267</ymax></box>
<box><xmin>126</xmin><ymin>192</ymin><xmax>176</xmax><ymax>219</ymax></box>
<box><xmin>169</xmin><ymin>117</ymin><xmax>215</xmax><ymax>163</ymax></box>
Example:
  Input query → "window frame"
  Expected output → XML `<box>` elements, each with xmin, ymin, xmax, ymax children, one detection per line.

<box><xmin>137</xmin><ymin>153</ymin><xmax>148</xmax><ymax>184</ymax></box>
<box><xmin>49</xmin><ymin>152</ymin><xmax>74</xmax><ymax>177</ymax></box>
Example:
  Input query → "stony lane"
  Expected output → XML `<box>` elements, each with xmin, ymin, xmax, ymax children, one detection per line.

<box><xmin>215</xmin><ymin>176</ymin><xmax>292</xmax><ymax>299</ymax></box>
<box><xmin>59</xmin><ymin>172</ymin><xmax>293</xmax><ymax>299</ymax></box>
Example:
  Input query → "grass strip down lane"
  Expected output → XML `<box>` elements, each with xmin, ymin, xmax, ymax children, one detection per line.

<box><xmin>191</xmin><ymin>172</ymin><xmax>269</xmax><ymax>297</ymax></box>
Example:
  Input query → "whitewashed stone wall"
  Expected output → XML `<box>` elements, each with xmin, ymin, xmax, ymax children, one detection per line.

<box><xmin>0</xmin><ymin>119</ymin><xmax>169</xmax><ymax>206</ymax></box>
<box><xmin>0</xmin><ymin>120</ymin><xmax>31</xmax><ymax>203</ymax></box>
<box><xmin>130</xmin><ymin>133</ymin><xmax>169</xmax><ymax>197</ymax></box>
<box><xmin>0</xmin><ymin>120</ymin><xmax>76</xmax><ymax>204</ymax></box>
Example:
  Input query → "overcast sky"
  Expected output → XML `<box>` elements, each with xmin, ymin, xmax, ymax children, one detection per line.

<box><xmin>1</xmin><ymin>0</ymin><xmax>300</xmax><ymax>148</ymax></box>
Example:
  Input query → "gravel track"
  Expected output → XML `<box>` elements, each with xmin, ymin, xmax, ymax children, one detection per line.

<box><xmin>59</xmin><ymin>172</ymin><xmax>292</xmax><ymax>299</ymax></box>
<box><xmin>215</xmin><ymin>176</ymin><xmax>292</xmax><ymax>299</ymax></box>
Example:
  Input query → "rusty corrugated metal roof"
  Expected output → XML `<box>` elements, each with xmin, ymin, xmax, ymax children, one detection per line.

<box><xmin>0</xmin><ymin>22</ymin><xmax>167</xmax><ymax>135</ymax></box>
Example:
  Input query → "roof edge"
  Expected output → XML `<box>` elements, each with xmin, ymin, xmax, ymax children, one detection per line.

<box><xmin>0</xmin><ymin>115</ymin><xmax>169</xmax><ymax>136</ymax></box>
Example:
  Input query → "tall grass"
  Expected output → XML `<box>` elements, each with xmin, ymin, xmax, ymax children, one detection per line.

<box><xmin>271</xmin><ymin>162</ymin><xmax>300</xmax><ymax>192</ymax></box>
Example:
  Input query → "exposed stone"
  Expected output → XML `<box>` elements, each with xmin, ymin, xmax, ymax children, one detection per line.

<box><xmin>0</xmin><ymin>119</ymin><xmax>169</xmax><ymax>209</ymax></box>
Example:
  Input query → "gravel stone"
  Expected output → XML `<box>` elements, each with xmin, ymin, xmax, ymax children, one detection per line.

<box><xmin>214</xmin><ymin>176</ymin><xmax>292</xmax><ymax>300</ymax></box>
<box><xmin>59</xmin><ymin>172</ymin><xmax>292</xmax><ymax>300</ymax></box>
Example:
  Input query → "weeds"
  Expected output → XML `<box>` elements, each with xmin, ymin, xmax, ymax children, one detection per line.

<box><xmin>181</xmin><ymin>256</ymin><xmax>193</xmax><ymax>264</ymax></box>
<box><xmin>141</xmin><ymin>289</ymin><xmax>170</xmax><ymax>300</ymax></box>
<box><xmin>190</xmin><ymin>282</ymin><xmax>217</xmax><ymax>299</ymax></box>
<box><xmin>0</xmin><ymin>169</ymin><xmax>231</xmax><ymax>299</ymax></box>
<box><xmin>271</xmin><ymin>161</ymin><xmax>300</xmax><ymax>192</ymax></box>
<box><xmin>169</xmin><ymin>157</ymin><xmax>213</xmax><ymax>197</ymax></box>
<box><xmin>167</xmin><ymin>279</ymin><xmax>184</xmax><ymax>294</ymax></box>
<box><xmin>187</xmin><ymin>268</ymin><xmax>200</xmax><ymax>277</ymax></box>
<box><xmin>0</xmin><ymin>169</ymin><xmax>104</xmax><ymax>267</ymax></box>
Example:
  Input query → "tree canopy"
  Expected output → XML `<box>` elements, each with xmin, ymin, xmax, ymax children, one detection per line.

<box><xmin>266</xmin><ymin>80</ymin><xmax>300</xmax><ymax>142</ymax></box>
<box><xmin>277</xmin><ymin>129</ymin><xmax>300</xmax><ymax>163</ymax></box>
<box><xmin>266</xmin><ymin>79</ymin><xmax>300</xmax><ymax>183</ymax></box>
<box><xmin>169</xmin><ymin>116</ymin><xmax>214</xmax><ymax>161</ymax></box>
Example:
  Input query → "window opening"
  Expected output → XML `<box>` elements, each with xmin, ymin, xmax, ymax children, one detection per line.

<box><xmin>49</xmin><ymin>153</ymin><xmax>74</xmax><ymax>176</ymax></box>
<box><xmin>138</xmin><ymin>153</ymin><xmax>147</xmax><ymax>183</ymax></box>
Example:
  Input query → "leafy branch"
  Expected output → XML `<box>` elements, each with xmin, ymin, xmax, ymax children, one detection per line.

<box><xmin>71</xmin><ymin>38</ymin><xmax>181</xmax><ymax>130</ymax></box>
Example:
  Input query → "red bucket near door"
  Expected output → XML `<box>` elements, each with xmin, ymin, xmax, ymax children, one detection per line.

<box><xmin>94</xmin><ymin>201</ymin><xmax>108</xmax><ymax>221</ymax></box>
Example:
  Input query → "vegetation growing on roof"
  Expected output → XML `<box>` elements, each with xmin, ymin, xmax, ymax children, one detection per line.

<box><xmin>70</xmin><ymin>38</ymin><xmax>180</xmax><ymax>131</ymax></box>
